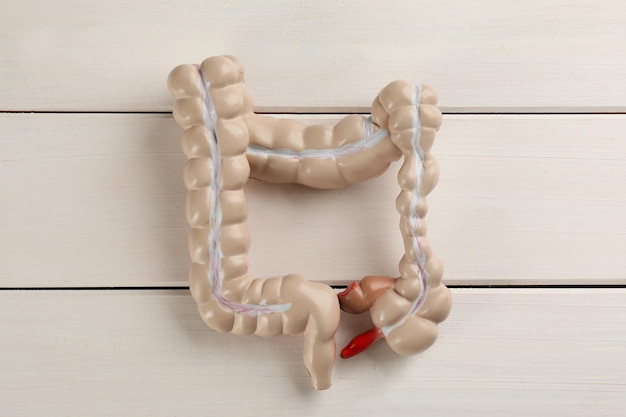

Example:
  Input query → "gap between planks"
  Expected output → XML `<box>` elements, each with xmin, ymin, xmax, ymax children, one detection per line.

<box><xmin>1</xmin><ymin>284</ymin><xmax>625</xmax><ymax>291</ymax></box>
<box><xmin>2</xmin><ymin>111</ymin><xmax>626</xmax><ymax>115</ymax></box>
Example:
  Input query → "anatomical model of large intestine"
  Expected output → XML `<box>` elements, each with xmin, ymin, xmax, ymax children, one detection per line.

<box><xmin>167</xmin><ymin>56</ymin><xmax>452</xmax><ymax>390</ymax></box>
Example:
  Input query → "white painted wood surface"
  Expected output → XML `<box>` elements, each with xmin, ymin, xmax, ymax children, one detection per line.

<box><xmin>1</xmin><ymin>289</ymin><xmax>624</xmax><ymax>416</ymax></box>
<box><xmin>1</xmin><ymin>114</ymin><xmax>625</xmax><ymax>287</ymax></box>
<box><xmin>2</xmin><ymin>0</ymin><xmax>625</xmax><ymax>414</ymax></box>
<box><xmin>1</xmin><ymin>0</ymin><xmax>626</xmax><ymax>112</ymax></box>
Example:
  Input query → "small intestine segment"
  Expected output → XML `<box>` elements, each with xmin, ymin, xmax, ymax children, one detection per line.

<box><xmin>168</xmin><ymin>55</ymin><xmax>451</xmax><ymax>389</ymax></box>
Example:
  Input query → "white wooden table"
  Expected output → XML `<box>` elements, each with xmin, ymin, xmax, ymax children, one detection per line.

<box><xmin>1</xmin><ymin>1</ymin><xmax>625</xmax><ymax>415</ymax></box>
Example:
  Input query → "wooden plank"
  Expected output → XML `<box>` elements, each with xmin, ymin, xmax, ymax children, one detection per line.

<box><xmin>0</xmin><ymin>289</ymin><xmax>624</xmax><ymax>415</ymax></box>
<box><xmin>1</xmin><ymin>114</ymin><xmax>625</xmax><ymax>287</ymax></box>
<box><xmin>2</xmin><ymin>0</ymin><xmax>625</xmax><ymax>112</ymax></box>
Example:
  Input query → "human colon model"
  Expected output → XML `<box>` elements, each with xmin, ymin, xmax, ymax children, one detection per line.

<box><xmin>167</xmin><ymin>56</ymin><xmax>451</xmax><ymax>390</ymax></box>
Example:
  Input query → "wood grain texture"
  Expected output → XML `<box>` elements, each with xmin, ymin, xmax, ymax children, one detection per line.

<box><xmin>1</xmin><ymin>113</ymin><xmax>625</xmax><ymax>287</ymax></box>
<box><xmin>2</xmin><ymin>0</ymin><xmax>624</xmax><ymax>413</ymax></box>
<box><xmin>2</xmin><ymin>0</ymin><xmax>625</xmax><ymax>112</ymax></box>
<box><xmin>0</xmin><ymin>289</ymin><xmax>624</xmax><ymax>416</ymax></box>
